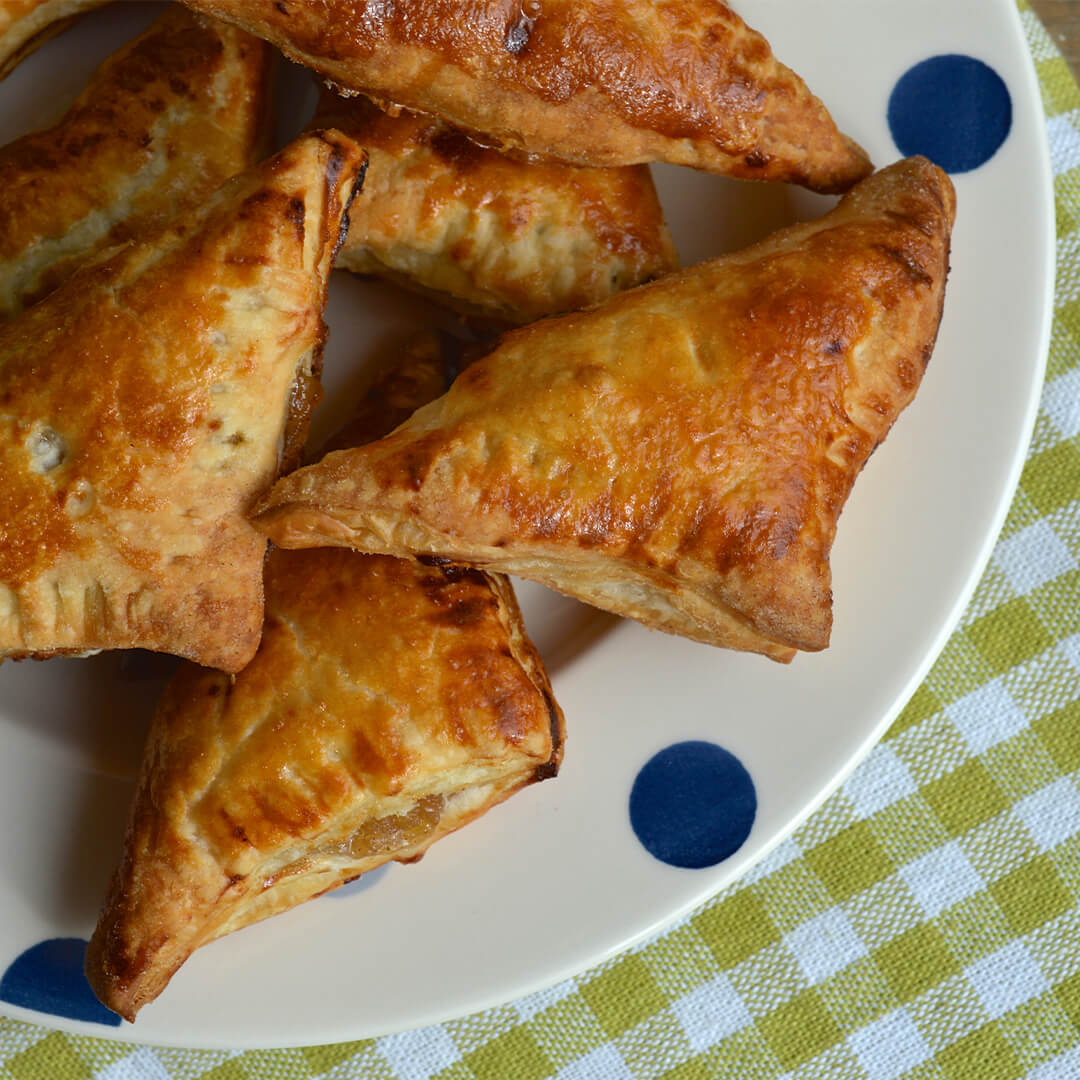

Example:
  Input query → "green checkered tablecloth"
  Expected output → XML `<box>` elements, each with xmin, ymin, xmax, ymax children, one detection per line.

<box><xmin>3</xmin><ymin>4</ymin><xmax>1080</xmax><ymax>1078</ymax></box>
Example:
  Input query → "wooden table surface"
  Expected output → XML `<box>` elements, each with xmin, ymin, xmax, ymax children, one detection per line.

<box><xmin>1032</xmin><ymin>0</ymin><xmax>1080</xmax><ymax>77</ymax></box>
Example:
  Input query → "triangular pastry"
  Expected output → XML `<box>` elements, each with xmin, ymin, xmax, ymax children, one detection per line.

<box><xmin>316</xmin><ymin>90</ymin><xmax>678</xmax><ymax>323</ymax></box>
<box><xmin>0</xmin><ymin>0</ymin><xmax>109</xmax><ymax>79</ymax></box>
<box><xmin>255</xmin><ymin>157</ymin><xmax>956</xmax><ymax>662</ymax></box>
<box><xmin>86</xmin><ymin>335</ymin><xmax>564</xmax><ymax>1022</ymax></box>
<box><xmin>180</xmin><ymin>0</ymin><xmax>871</xmax><ymax>193</ymax></box>
<box><xmin>0</xmin><ymin>129</ymin><xmax>366</xmax><ymax>671</ymax></box>
<box><xmin>0</xmin><ymin>7</ymin><xmax>271</xmax><ymax>319</ymax></box>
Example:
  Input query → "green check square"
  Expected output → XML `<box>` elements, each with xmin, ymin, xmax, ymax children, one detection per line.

<box><xmin>873</xmin><ymin>925</ymin><xmax>957</xmax><ymax>1003</ymax></box>
<box><xmin>990</xmin><ymin>855</ymin><xmax>1073</xmax><ymax>935</ymax></box>
<box><xmin>935</xmin><ymin>892</ymin><xmax>1013</xmax><ymax>967</ymax></box>
<box><xmin>871</xmin><ymin>796</ymin><xmax>950</xmax><ymax>864</ymax></box>
<box><xmin>1055</xmin><ymin>971</ymin><xmax>1080</xmax><ymax>1028</ymax></box>
<box><xmin>462</xmin><ymin>1029</ymin><xmax>553</xmax><ymax>1080</ymax></box>
<box><xmin>1032</xmin><ymin>697</ymin><xmax>1080</xmax><ymax>773</ymax></box>
<box><xmin>1020</xmin><ymin>442</ymin><xmax>1080</xmax><ymax>517</ymax></box>
<box><xmin>579</xmin><ymin>955</ymin><xmax>666</xmax><ymax>1040</ymax></box>
<box><xmin>966</xmin><ymin>598</ymin><xmax>1053</xmax><ymax>675</ymax></box>
<box><xmin>693</xmin><ymin>890</ymin><xmax>779</xmax><ymax>968</ymax></box>
<box><xmin>888</xmin><ymin>683</ymin><xmax>943</xmax><ymax>738</ymax></box>
<box><xmin>1027</xmin><ymin>569</ymin><xmax>1080</xmax><ymax>642</ymax></box>
<box><xmin>996</xmin><ymin>992</ymin><xmax>1077</xmax><ymax>1069</ymax></box>
<box><xmin>756</xmin><ymin>990</ymin><xmax>840</xmax><ymax>1070</ymax></box>
<box><xmin>6</xmin><ymin>1034</ymin><xmax>91</xmax><ymax>1080</ymax></box>
<box><xmin>937</xmin><ymin>1024</ymin><xmax>1023</xmax><ymax>1080</ymax></box>
<box><xmin>804</xmin><ymin>822</ymin><xmax>894</xmax><ymax>901</ymax></box>
<box><xmin>815</xmin><ymin>957</ymin><xmax>892</xmax><ymax>1030</ymax></box>
<box><xmin>922</xmin><ymin>760</ymin><xmax>1009</xmax><ymax>834</ymax></box>
<box><xmin>660</xmin><ymin>1050</ymin><xmax>729</xmax><ymax>1080</ymax></box>
<box><xmin>527</xmin><ymin>993</ymin><xmax>607</xmax><ymax>1068</ymax></box>
<box><xmin>983</xmin><ymin>731</ymin><xmax>1058</xmax><ymax>802</ymax></box>
<box><xmin>1056</xmin><ymin>190</ymin><xmax>1078</xmax><ymax>237</ymax></box>
<box><xmin>302</xmin><ymin>1041</ymin><xmax>377</xmax><ymax>1075</ymax></box>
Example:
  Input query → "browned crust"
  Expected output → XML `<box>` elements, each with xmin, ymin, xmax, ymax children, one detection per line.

<box><xmin>87</xmin><ymin>335</ymin><xmax>562</xmax><ymax>1021</ymax></box>
<box><xmin>0</xmin><ymin>0</ymin><xmax>110</xmax><ymax>80</ymax></box>
<box><xmin>316</xmin><ymin>90</ymin><xmax>678</xmax><ymax>322</ymax></box>
<box><xmin>179</xmin><ymin>0</ymin><xmax>870</xmax><ymax>192</ymax></box>
<box><xmin>254</xmin><ymin>158</ymin><xmax>956</xmax><ymax>660</ymax></box>
<box><xmin>0</xmin><ymin>129</ymin><xmax>366</xmax><ymax>670</ymax></box>
<box><xmin>0</xmin><ymin>6</ymin><xmax>274</xmax><ymax>319</ymax></box>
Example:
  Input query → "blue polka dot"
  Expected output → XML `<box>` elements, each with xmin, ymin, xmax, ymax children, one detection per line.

<box><xmin>888</xmin><ymin>55</ymin><xmax>1011</xmax><ymax>173</ymax></box>
<box><xmin>0</xmin><ymin>939</ymin><xmax>120</xmax><ymax>1026</ymax></box>
<box><xmin>324</xmin><ymin>863</ymin><xmax>391</xmax><ymax>898</ymax></box>
<box><xmin>629</xmin><ymin>742</ymin><xmax>756</xmax><ymax>869</ymax></box>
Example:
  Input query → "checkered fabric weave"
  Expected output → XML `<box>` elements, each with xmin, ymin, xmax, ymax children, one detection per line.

<box><xmin>2</xmin><ymin>4</ymin><xmax>1079</xmax><ymax>1077</ymax></box>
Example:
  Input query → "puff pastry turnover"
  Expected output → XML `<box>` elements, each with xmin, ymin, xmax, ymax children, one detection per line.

<box><xmin>0</xmin><ymin>129</ymin><xmax>366</xmax><ymax>671</ymax></box>
<box><xmin>316</xmin><ymin>91</ymin><xmax>678</xmax><ymax>323</ymax></box>
<box><xmin>86</xmin><ymin>337</ymin><xmax>563</xmax><ymax>1022</ymax></box>
<box><xmin>0</xmin><ymin>6</ymin><xmax>271</xmax><ymax>319</ymax></box>
<box><xmin>0</xmin><ymin>0</ymin><xmax>109</xmax><ymax>79</ymax></box>
<box><xmin>180</xmin><ymin>0</ymin><xmax>871</xmax><ymax>193</ymax></box>
<box><xmin>255</xmin><ymin>157</ymin><xmax>956</xmax><ymax>661</ymax></box>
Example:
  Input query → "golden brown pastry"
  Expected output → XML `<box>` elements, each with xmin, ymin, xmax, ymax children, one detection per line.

<box><xmin>179</xmin><ymin>0</ymin><xmax>871</xmax><ymax>193</ymax></box>
<box><xmin>86</xmin><ymin>336</ymin><xmax>564</xmax><ymax>1022</ymax></box>
<box><xmin>0</xmin><ymin>7</ymin><xmax>271</xmax><ymax>319</ymax></box>
<box><xmin>0</xmin><ymin>0</ymin><xmax>109</xmax><ymax>79</ymax></box>
<box><xmin>316</xmin><ymin>91</ymin><xmax>678</xmax><ymax>323</ymax></box>
<box><xmin>255</xmin><ymin>157</ymin><xmax>956</xmax><ymax>662</ymax></box>
<box><xmin>0</xmin><ymin>129</ymin><xmax>366</xmax><ymax>672</ymax></box>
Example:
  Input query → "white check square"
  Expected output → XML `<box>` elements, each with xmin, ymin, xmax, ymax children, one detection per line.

<box><xmin>1048</xmin><ymin>112</ymin><xmax>1080</xmax><ymax>175</ymax></box>
<box><xmin>1043</xmin><ymin>368</ymin><xmax>1080</xmax><ymax>440</ymax></box>
<box><xmin>784</xmin><ymin>908</ymin><xmax>867</xmax><ymax>984</ymax></box>
<box><xmin>965</xmin><ymin>941</ymin><xmax>1049</xmax><ymax>1019</ymax></box>
<box><xmin>848</xmin><ymin>1009</ymin><xmax>931</xmax><ymax>1080</ymax></box>
<box><xmin>558</xmin><ymin>1044</ymin><xmax>633</xmax><ymax>1080</ymax></box>
<box><xmin>671</xmin><ymin>975</ymin><xmax>751</xmax><ymax>1051</ymax></box>
<box><xmin>1016</xmin><ymin>777</ymin><xmax>1080</xmax><ymax>852</ymax></box>
<box><xmin>945</xmin><ymin>680</ymin><xmax>1027</xmax><ymax>755</ymax></box>
<box><xmin>376</xmin><ymin>1026</ymin><xmax>461</xmax><ymax>1080</ymax></box>
<box><xmin>899</xmin><ymin>842</ymin><xmax>983</xmax><ymax>918</ymax></box>
<box><xmin>843</xmin><ymin>744</ymin><xmax>917</xmax><ymax>820</ymax></box>
<box><xmin>994</xmin><ymin>520</ymin><xmax>1076</xmax><ymax>595</ymax></box>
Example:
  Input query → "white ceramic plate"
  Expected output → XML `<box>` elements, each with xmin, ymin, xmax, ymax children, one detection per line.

<box><xmin>0</xmin><ymin>0</ymin><xmax>1053</xmax><ymax>1048</ymax></box>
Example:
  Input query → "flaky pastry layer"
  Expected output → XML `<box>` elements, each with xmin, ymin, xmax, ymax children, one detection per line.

<box><xmin>255</xmin><ymin>157</ymin><xmax>957</xmax><ymax>660</ymax></box>
<box><xmin>317</xmin><ymin>91</ymin><xmax>678</xmax><ymax>323</ymax></box>
<box><xmin>0</xmin><ymin>0</ymin><xmax>110</xmax><ymax>79</ymax></box>
<box><xmin>87</xmin><ymin>336</ymin><xmax>563</xmax><ymax>1021</ymax></box>
<box><xmin>180</xmin><ymin>0</ymin><xmax>871</xmax><ymax>192</ymax></box>
<box><xmin>0</xmin><ymin>129</ymin><xmax>365</xmax><ymax>670</ymax></box>
<box><xmin>0</xmin><ymin>6</ymin><xmax>271</xmax><ymax>318</ymax></box>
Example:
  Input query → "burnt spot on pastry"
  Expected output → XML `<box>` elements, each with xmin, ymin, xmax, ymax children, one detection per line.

<box><xmin>429</xmin><ymin>594</ymin><xmax>496</xmax><ymax>628</ymax></box>
<box><xmin>430</xmin><ymin>127</ymin><xmax>486</xmax><ymax>171</ymax></box>
<box><xmin>532</xmin><ymin>687</ymin><xmax>564</xmax><ymax>780</ymax></box>
<box><xmin>825</xmin><ymin>339</ymin><xmax>845</xmax><ymax>355</ymax></box>
<box><xmin>275</xmin><ymin>0</ymin><xmax>289</xmax><ymax>11</ymax></box>
<box><xmin>286</xmin><ymin>196</ymin><xmax>305</xmax><ymax>237</ymax></box>
<box><xmin>744</xmin><ymin>149</ymin><xmax>769</xmax><ymax>169</ymax></box>
<box><xmin>873</xmin><ymin>244</ymin><xmax>934</xmax><ymax>287</ymax></box>
<box><xmin>416</xmin><ymin>553</ymin><xmax>453</xmax><ymax>567</ymax></box>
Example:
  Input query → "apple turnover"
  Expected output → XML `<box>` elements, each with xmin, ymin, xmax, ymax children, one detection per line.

<box><xmin>255</xmin><ymin>157</ymin><xmax>956</xmax><ymax>662</ymax></box>
<box><xmin>317</xmin><ymin>90</ymin><xmax>678</xmax><ymax>323</ymax></box>
<box><xmin>0</xmin><ymin>0</ymin><xmax>109</xmax><ymax>79</ymax></box>
<box><xmin>86</xmin><ymin>335</ymin><xmax>563</xmax><ymax>1022</ymax></box>
<box><xmin>0</xmin><ymin>129</ymin><xmax>366</xmax><ymax>671</ymax></box>
<box><xmin>0</xmin><ymin>6</ymin><xmax>271</xmax><ymax>319</ymax></box>
<box><xmin>179</xmin><ymin>0</ymin><xmax>871</xmax><ymax>192</ymax></box>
